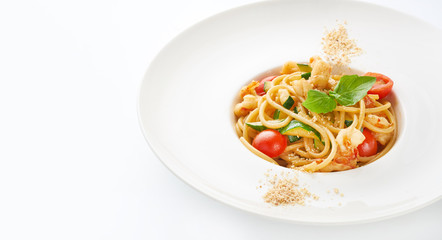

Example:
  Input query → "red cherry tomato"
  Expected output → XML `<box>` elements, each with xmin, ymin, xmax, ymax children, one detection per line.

<box><xmin>252</xmin><ymin>129</ymin><xmax>287</xmax><ymax>158</ymax></box>
<box><xmin>364</xmin><ymin>72</ymin><xmax>394</xmax><ymax>99</ymax></box>
<box><xmin>357</xmin><ymin>129</ymin><xmax>378</xmax><ymax>157</ymax></box>
<box><xmin>255</xmin><ymin>76</ymin><xmax>277</xmax><ymax>96</ymax></box>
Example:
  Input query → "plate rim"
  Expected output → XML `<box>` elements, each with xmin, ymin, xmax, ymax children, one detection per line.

<box><xmin>137</xmin><ymin>0</ymin><xmax>442</xmax><ymax>224</ymax></box>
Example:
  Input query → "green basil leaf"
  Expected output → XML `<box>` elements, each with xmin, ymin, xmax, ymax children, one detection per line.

<box><xmin>301</xmin><ymin>72</ymin><xmax>311</xmax><ymax>80</ymax></box>
<box><xmin>273</xmin><ymin>110</ymin><xmax>280</xmax><ymax>119</ymax></box>
<box><xmin>302</xmin><ymin>90</ymin><xmax>336</xmax><ymax>114</ymax></box>
<box><xmin>288</xmin><ymin>135</ymin><xmax>301</xmax><ymax>143</ymax></box>
<box><xmin>294</xmin><ymin>107</ymin><xmax>298</xmax><ymax>114</ymax></box>
<box><xmin>282</xmin><ymin>96</ymin><xmax>295</xmax><ymax>109</ymax></box>
<box><xmin>245</xmin><ymin>122</ymin><xmax>267</xmax><ymax>131</ymax></box>
<box><xmin>329</xmin><ymin>75</ymin><xmax>376</xmax><ymax>106</ymax></box>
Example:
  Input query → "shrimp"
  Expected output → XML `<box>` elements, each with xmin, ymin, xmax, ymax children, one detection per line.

<box><xmin>363</xmin><ymin>95</ymin><xmax>376</xmax><ymax>108</ymax></box>
<box><xmin>327</xmin><ymin>126</ymin><xmax>365</xmax><ymax>171</ymax></box>
<box><xmin>292</xmin><ymin>79</ymin><xmax>312</xmax><ymax>100</ymax></box>
<box><xmin>280</xmin><ymin>61</ymin><xmax>300</xmax><ymax>74</ymax></box>
<box><xmin>372</xmin><ymin>132</ymin><xmax>393</xmax><ymax>145</ymax></box>
<box><xmin>308</xmin><ymin>56</ymin><xmax>331</xmax><ymax>90</ymax></box>
<box><xmin>320</xmin><ymin>150</ymin><xmax>358</xmax><ymax>172</ymax></box>
<box><xmin>234</xmin><ymin>94</ymin><xmax>258</xmax><ymax>117</ymax></box>
<box><xmin>366</xmin><ymin>114</ymin><xmax>390</xmax><ymax>128</ymax></box>
<box><xmin>277</xmin><ymin>88</ymin><xmax>290</xmax><ymax>105</ymax></box>
<box><xmin>240</xmin><ymin>81</ymin><xmax>259</xmax><ymax>98</ymax></box>
<box><xmin>365</xmin><ymin>114</ymin><xmax>393</xmax><ymax>145</ymax></box>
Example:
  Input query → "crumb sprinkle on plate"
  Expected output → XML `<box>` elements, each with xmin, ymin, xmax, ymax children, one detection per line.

<box><xmin>322</xmin><ymin>22</ymin><xmax>362</xmax><ymax>66</ymax></box>
<box><xmin>261</xmin><ymin>170</ymin><xmax>319</xmax><ymax>206</ymax></box>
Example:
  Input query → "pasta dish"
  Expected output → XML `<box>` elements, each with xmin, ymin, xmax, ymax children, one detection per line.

<box><xmin>234</xmin><ymin>56</ymin><xmax>396</xmax><ymax>172</ymax></box>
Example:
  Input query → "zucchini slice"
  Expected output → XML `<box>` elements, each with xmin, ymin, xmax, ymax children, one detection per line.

<box><xmin>282</xmin><ymin>127</ymin><xmax>318</xmax><ymax>139</ymax></box>
<box><xmin>314</xmin><ymin>138</ymin><xmax>325</xmax><ymax>151</ymax></box>
<box><xmin>297</xmin><ymin>63</ymin><xmax>312</xmax><ymax>73</ymax></box>
<box><xmin>282</xmin><ymin>96</ymin><xmax>295</xmax><ymax>109</ymax></box>
<box><xmin>344</xmin><ymin>120</ymin><xmax>364</xmax><ymax>132</ymax></box>
<box><xmin>273</xmin><ymin>110</ymin><xmax>280</xmax><ymax>119</ymax></box>
<box><xmin>263</xmin><ymin>81</ymin><xmax>272</xmax><ymax>93</ymax></box>
<box><xmin>301</xmin><ymin>72</ymin><xmax>311</xmax><ymax>80</ymax></box>
<box><xmin>245</xmin><ymin>122</ymin><xmax>267</xmax><ymax>131</ymax></box>
<box><xmin>288</xmin><ymin>135</ymin><xmax>301</xmax><ymax>143</ymax></box>
<box><xmin>279</xmin><ymin>120</ymin><xmax>321</xmax><ymax>140</ymax></box>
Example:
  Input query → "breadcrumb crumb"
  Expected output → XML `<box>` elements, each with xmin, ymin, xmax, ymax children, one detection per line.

<box><xmin>261</xmin><ymin>171</ymin><xmax>318</xmax><ymax>206</ymax></box>
<box><xmin>263</xmin><ymin>177</ymin><xmax>310</xmax><ymax>206</ymax></box>
<box><xmin>322</xmin><ymin>22</ymin><xmax>362</xmax><ymax>66</ymax></box>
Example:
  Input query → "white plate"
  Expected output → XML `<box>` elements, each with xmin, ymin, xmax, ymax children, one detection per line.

<box><xmin>138</xmin><ymin>0</ymin><xmax>442</xmax><ymax>224</ymax></box>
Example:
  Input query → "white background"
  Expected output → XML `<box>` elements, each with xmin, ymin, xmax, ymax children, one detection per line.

<box><xmin>0</xmin><ymin>0</ymin><xmax>441</xmax><ymax>239</ymax></box>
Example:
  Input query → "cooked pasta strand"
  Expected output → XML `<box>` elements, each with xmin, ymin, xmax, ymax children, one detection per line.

<box><xmin>234</xmin><ymin>58</ymin><xmax>397</xmax><ymax>172</ymax></box>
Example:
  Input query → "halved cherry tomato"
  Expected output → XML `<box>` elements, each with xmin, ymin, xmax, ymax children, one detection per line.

<box><xmin>255</xmin><ymin>76</ymin><xmax>277</xmax><ymax>96</ymax></box>
<box><xmin>357</xmin><ymin>129</ymin><xmax>378</xmax><ymax>157</ymax></box>
<box><xmin>252</xmin><ymin>129</ymin><xmax>287</xmax><ymax>158</ymax></box>
<box><xmin>364</xmin><ymin>72</ymin><xmax>393</xmax><ymax>99</ymax></box>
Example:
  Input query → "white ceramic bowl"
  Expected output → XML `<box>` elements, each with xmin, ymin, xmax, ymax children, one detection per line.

<box><xmin>138</xmin><ymin>0</ymin><xmax>442</xmax><ymax>224</ymax></box>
